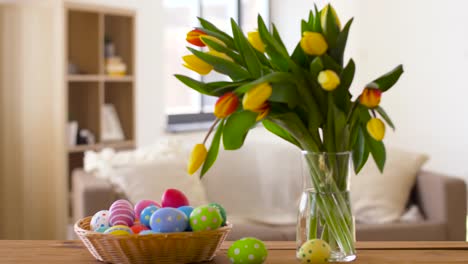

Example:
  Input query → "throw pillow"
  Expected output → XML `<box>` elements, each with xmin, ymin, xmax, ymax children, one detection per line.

<box><xmin>350</xmin><ymin>148</ymin><xmax>429</xmax><ymax>224</ymax></box>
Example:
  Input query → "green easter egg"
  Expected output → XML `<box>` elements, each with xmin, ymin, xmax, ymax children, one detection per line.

<box><xmin>189</xmin><ymin>205</ymin><xmax>223</xmax><ymax>231</ymax></box>
<box><xmin>208</xmin><ymin>202</ymin><xmax>227</xmax><ymax>226</ymax></box>
<box><xmin>227</xmin><ymin>237</ymin><xmax>268</xmax><ymax>264</ymax></box>
<box><xmin>298</xmin><ymin>239</ymin><xmax>331</xmax><ymax>264</ymax></box>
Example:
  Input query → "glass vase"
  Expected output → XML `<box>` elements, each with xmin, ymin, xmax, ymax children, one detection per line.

<box><xmin>296</xmin><ymin>151</ymin><xmax>356</xmax><ymax>262</ymax></box>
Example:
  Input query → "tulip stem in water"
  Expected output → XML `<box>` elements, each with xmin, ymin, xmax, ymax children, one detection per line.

<box><xmin>203</xmin><ymin>118</ymin><xmax>220</xmax><ymax>144</ymax></box>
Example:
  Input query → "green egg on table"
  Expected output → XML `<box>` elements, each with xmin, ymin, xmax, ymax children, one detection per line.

<box><xmin>298</xmin><ymin>239</ymin><xmax>331</xmax><ymax>264</ymax></box>
<box><xmin>208</xmin><ymin>202</ymin><xmax>227</xmax><ymax>226</ymax></box>
<box><xmin>227</xmin><ymin>237</ymin><xmax>267</xmax><ymax>264</ymax></box>
<box><xmin>189</xmin><ymin>205</ymin><xmax>223</xmax><ymax>231</ymax></box>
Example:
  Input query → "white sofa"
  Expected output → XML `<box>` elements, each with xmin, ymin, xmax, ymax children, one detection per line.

<box><xmin>73</xmin><ymin>128</ymin><xmax>467</xmax><ymax>241</ymax></box>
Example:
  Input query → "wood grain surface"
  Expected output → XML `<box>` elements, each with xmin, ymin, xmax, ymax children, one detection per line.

<box><xmin>1</xmin><ymin>241</ymin><xmax>468</xmax><ymax>263</ymax></box>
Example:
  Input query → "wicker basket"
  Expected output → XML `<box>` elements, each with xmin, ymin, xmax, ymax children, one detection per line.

<box><xmin>74</xmin><ymin>216</ymin><xmax>232</xmax><ymax>263</ymax></box>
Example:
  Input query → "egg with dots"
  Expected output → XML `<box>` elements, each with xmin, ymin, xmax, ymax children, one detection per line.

<box><xmin>90</xmin><ymin>210</ymin><xmax>110</xmax><ymax>232</ymax></box>
<box><xmin>161</xmin><ymin>189</ymin><xmax>189</xmax><ymax>208</ymax></box>
<box><xmin>189</xmin><ymin>205</ymin><xmax>223</xmax><ymax>232</ymax></box>
<box><xmin>109</xmin><ymin>199</ymin><xmax>135</xmax><ymax>227</ymax></box>
<box><xmin>134</xmin><ymin>200</ymin><xmax>161</xmax><ymax>219</ymax></box>
<box><xmin>150</xmin><ymin>208</ymin><xmax>188</xmax><ymax>233</ymax></box>
<box><xmin>228</xmin><ymin>237</ymin><xmax>268</xmax><ymax>264</ymax></box>
<box><xmin>208</xmin><ymin>203</ymin><xmax>227</xmax><ymax>226</ymax></box>
<box><xmin>140</xmin><ymin>205</ymin><xmax>159</xmax><ymax>228</ymax></box>
<box><xmin>103</xmin><ymin>225</ymin><xmax>133</xmax><ymax>236</ymax></box>
<box><xmin>130</xmin><ymin>223</ymin><xmax>149</xmax><ymax>234</ymax></box>
<box><xmin>298</xmin><ymin>239</ymin><xmax>331</xmax><ymax>264</ymax></box>
<box><xmin>177</xmin><ymin>206</ymin><xmax>194</xmax><ymax>231</ymax></box>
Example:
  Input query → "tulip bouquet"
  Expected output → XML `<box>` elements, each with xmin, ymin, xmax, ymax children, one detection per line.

<box><xmin>177</xmin><ymin>4</ymin><xmax>403</xmax><ymax>260</ymax></box>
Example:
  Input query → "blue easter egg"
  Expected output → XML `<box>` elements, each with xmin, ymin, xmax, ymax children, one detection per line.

<box><xmin>139</xmin><ymin>230</ymin><xmax>159</xmax><ymax>235</ymax></box>
<box><xmin>140</xmin><ymin>205</ymin><xmax>159</xmax><ymax>228</ymax></box>
<box><xmin>178</xmin><ymin>206</ymin><xmax>194</xmax><ymax>231</ymax></box>
<box><xmin>150</xmin><ymin>207</ymin><xmax>188</xmax><ymax>233</ymax></box>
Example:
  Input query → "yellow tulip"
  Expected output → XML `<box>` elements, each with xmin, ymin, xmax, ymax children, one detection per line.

<box><xmin>207</xmin><ymin>49</ymin><xmax>233</xmax><ymax>62</ymax></box>
<box><xmin>242</xmin><ymin>83</ymin><xmax>272</xmax><ymax>111</ymax></box>
<box><xmin>182</xmin><ymin>54</ymin><xmax>213</xmax><ymax>75</ymax></box>
<box><xmin>321</xmin><ymin>4</ymin><xmax>341</xmax><ymax>30</ymax></box>
<box><xmin>359</xmin><ymin>88</ymin><xmax>382</xmax><ymax>108</ymax></box>
<box><xmin>200</xmin><ymin>35</ymin><xmax>226</xmax><ymax>50</ymax></box>
<box><xmin>252</xmin><ymin>102</ymin><xmax>270</xmax><ymax>121</ymax></box>
<box><xmin>300</xmin><ymin>32</ymin><xmax>328</xmax><ymax>56</ymax></box>
<box><xmin>317</xmin><ymin>70</ymin><xmax>340</xmax><ymax>91</ymax></box>
<box><xmin>367</xmin><ymin>118</ymin><xmax>386</xmax><ymax>141</ymax></box>
<box><xmin>187</xmin><ymin>144</ymin><xmax>208</xmax><ymax>175</ymax></box>
<box><xmin>247</xmin><ymin>31</ymin><xmax>265</xmax><ymax>53</ymax></box>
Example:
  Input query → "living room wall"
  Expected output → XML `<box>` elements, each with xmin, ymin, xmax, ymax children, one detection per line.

<box><xmin>271</xmin><ymin>0</ymin><xmax>468</xmax><ymax>179</ymax></box>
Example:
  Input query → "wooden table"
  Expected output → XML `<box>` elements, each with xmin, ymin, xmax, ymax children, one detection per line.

<box><xmin>1</xmin><ymin>241</ymin><xmax>468</xmax><ymax>263</ymax></box>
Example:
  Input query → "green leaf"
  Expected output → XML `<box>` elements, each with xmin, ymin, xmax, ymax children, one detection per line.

<box><xmin>326</xmin><ymin>95</ymin><xmax>347</xmax><ymax>151</ymax></box>
<box><xmin>352</xmin><ymin>126</ymin><xmax>369</xmax><ymax>174</ymax></box>
<box><xmin>197</xmin><ymin>18</ymin><xmax>235</xmax><ymax>49</ymax></box>
<box><xmin>200</xmin><ymin>120</ymin><xmax>224</xmax><ymax>178</ymax></box>
<box><xmin>272</xmin><ymin>23</ymin><xmax>288</xmax><ymax>53</ymax></box>
<box><xmin>312</xmin><ymin>5</ymin><xmax>322</xmax><ymax>33</ymax></box>
<box><xmin>329</xmin><ymin>18</ymin><xmax>353</xmax><ymax>66</ymax></box>
<box><xmin>262</xmin><ymin>119</ymin><xmax>300</xmax><ymax>148</ymax></box>
<box><xmin>375</xmin><ymin>106</ymin><xmax>395</xmax><ymax>130</ymax></box>
<box><xmin>223</xmin><ymin>111</ymin><xmax>257</xmax><ymax>150</ymax></box>
<box><xmin>368</xmin><ymin>65</ymin><xmax>404</xmax><ymax>92</ymax></box>
<box><xmin>309</xmin><ymin>57</ymin><xmax>324</xmax><ymax>78</ymax></box>
<box><xmin>291</xmin><ymin>43</ymin><xmax>309</xmax><ymax>68</ymax></box>
<box><xmin>270</xmin><ymin>82</ymin><xmax>300</xmax><ymax>108</ymax></box>
<box><xmin>200</xmin><ymin>37</ymin><xmax>243</xmax><ymax>65</ymax></box>
<box><xmin>257</xmin><ymin>15</ymin><xmax>289</xmax><ymax>57</ymax></box>
<box><xmin>188</xmin><ymin>47</ymin><xmax>251</xmax><ymax>81</ymax></box>
<box><xmin>235</xmin><ymin>72</ymin><xmax>295</xmax><ymax>94</ymax></box>
<box><xmin>208</xmin><ymin>80</ymin><xmax>249</xmax><ymax>95</ymax></box>
<box><xmin>364</xmin><ymin>128</ymin><xmax>386</xmax><ymax>173</ymax></box>
<box><xmin>174</xmin><ymin>74</ymin><xmax>217</xmax><ymax>96</ymax></box>
<box><xmin>321</xmin><ymin>54</ymin><xmax>342</xmax><ymax>73</ymax></box>
<box><xmin>333</xmin><ymin>59</ymin><xmax>355</xmax><ymax>111</ymax></box>
<box><xmin>322</xmin><ymin>5</ymin><xmax>340</xmax><ymax>49</ymax></box>
<box><xmin>231</xmin><ymin>19</ymin><xmax>263</xmax><ymax>78</ymax></box>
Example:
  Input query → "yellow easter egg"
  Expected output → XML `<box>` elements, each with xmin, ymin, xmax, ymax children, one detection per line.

<box><xmin>298</xmin><ymin>239</ymin><xmax>331</xmax><ymax>264</ymax></box>
<box><xmin>103</xmin><ymin>225</ymin><xmax>133</xmax><ymax>236</ymax></box>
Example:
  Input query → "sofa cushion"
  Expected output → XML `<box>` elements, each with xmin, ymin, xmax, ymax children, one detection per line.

<box><xmin>356</xmin><ymin>221</ymin><xmax>446</xmax><ymax>241</ymax></box>
<box><xmin>351</xmin><ymin>148</ymin><xmax>429</xmax><ymax>224</ymax></box>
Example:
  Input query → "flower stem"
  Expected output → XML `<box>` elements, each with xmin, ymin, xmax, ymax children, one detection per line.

<box><xmin>203</xmin><ymin>118</ymin><xmax>220</xmax><ymax>144</ymax></box>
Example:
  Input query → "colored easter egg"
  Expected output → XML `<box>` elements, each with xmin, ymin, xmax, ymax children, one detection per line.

<box><xmin>161</xmin><ymin>189</ymin><xmax>189</xmax><ymax>208</ymax></box>
<box><xmin>228</xmin><ymin>237</ymin><xmax>268</xmax><ymax>264</ymax></box>
<box><xmin>298</xmin><ymin>239</ymin><xmax>331</xmax><ymax>264</ymax></box>
<box><xmin>109</xmin><ymin>199</ymin><xmax>135</xmax><ymax>226</ymax></box>
<box><xmin>189</xmin><ymin>205</ymin><xmax>223</xmax><ymax>232</ymax></box>
<box><xmin>130</xmin><ymin>223</ymin><xmax>149</xmax><ymax>234</ymax></box>
<box><xmin>139</xmin><ymin>230</ymin><xmax>159</xmax><ymax>235</ymax></box>
<box><xmin>150</xmin><ymin>208</ymin><xmax>188</xmax><ymax>233</ymax></box>
<box><xmin>90</xmin><ymin>210</ymin><xmax>110</xmax><ymax>231</ymax></box>
<box><xmin>140</xmin><ymin>205</ymin><xmax>159</xmax><ymax>228</ymax></box>
<box><xmin>208</xmin><ymin>203</ymin><xmax>227</xmax><ymax>226</ymax></box>
<box><xmin>103</xmin><ymin>225</ymin><xmax>133</xmax><ymax>236</ymax></box>
<box><xmin>134</xmin><ymin>200</ymin><xmax>161</xmax><ymax>219</ymax></box>
<box><xmin>177</xmin><ymin>206</ymin><xmax>194</xmax><ymax>231</ymax></box>
<box><xmin>95</xmin><ymin>226</ymin><xmax>108</xmax><ymax>233</ymax></box>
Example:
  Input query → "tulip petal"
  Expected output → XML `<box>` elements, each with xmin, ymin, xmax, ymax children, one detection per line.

<box><xmin>187</xmin><ymin>144</ymin><xmax>208</xmax><ymax>175</ymax></box>
<box><xmin>182</xmin><ymin>54</ymin><xmax>213</xmax><ymax>75</ymax></box>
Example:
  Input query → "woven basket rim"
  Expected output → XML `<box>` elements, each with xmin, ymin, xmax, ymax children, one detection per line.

<box><xmin>75</xmin><ymin>216</ymin><xmax>233</xmax><ymax>240</ymax></box>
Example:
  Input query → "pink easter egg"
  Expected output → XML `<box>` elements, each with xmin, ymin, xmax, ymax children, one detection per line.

<box><xmin>109</xmin><ymin>200</ymin><xmax>135</xmax><ymax>226</ymax></box>
<box><xmin>134</xmin><ymin>200</ymin><xmax>161</xmax><ymax>219</ymax></box>
<box><xmin>161</xmin><ymin>189</ymin><xmax>189</xmax><ymax>208</ymax></box>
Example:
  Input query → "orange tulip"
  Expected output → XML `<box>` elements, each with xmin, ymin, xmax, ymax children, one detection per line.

<box><xmin>252</xmin><ymin>102</ymin><xmax>270</xmax><ymax>121</ymax></box>
<box><xmin>187</xmin><ymin>144</ymin><xmax>208</xmax><ymax>175</ymax></box>
<box><xmin>214</xmin><ymin>92</ymin><xmax>239</xmax><ymax>118</ymax></box>
<box><xmin>186</xmin><ymin>29</ymin><xmax>207</xmax><ymax>47</ymax></box>
<box><xmin>359</xmin><ymin>88</ymin><xmax>382</xmax><ymax>108</ymax></box>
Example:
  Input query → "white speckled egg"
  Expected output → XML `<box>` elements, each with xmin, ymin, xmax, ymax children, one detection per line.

<box><xmin>150</xmin><ymin>208</ymin><xmax>188</xmax><ymax>233</ymax></box>
<box><xmin>90</xmin><ymin>210</ymin><xmax>110</xmax><ymax>231</ymax></box>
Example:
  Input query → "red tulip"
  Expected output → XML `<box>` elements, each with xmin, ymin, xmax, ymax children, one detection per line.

<box><xmin>186</xmin><ymin>29</ymin><xmax>207</xmax><ymax>47</ymax></box>
<box><xmin>214</xmin><ymin>92</ymin><xmax>239</xmax><ymax>118</ymax></box>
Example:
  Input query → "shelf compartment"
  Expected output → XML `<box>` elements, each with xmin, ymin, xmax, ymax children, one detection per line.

<box><xmin>104</xmin><ymin>82</ymin><xmax>134</xmax><ymax>141</ymax></box>
<box><xmin>104</xmin><ymin>14</ymin><xmax>134</xmax><ymax>75</ymax></box>
<box><xmin>68</xmin><ymin>140</ymin><xmax>135</xmax><ymax>153</ymax></box>
<box><xmin>67</xmin><ymin>10</ymin><xmax>100</xmax><ymax>74</ymax></box>
<box><xmin>68</xmin><ymin>82</ymin><xmax>101</xmax><ymax>142</ymax></box>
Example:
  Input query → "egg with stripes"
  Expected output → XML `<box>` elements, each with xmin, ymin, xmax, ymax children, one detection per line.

<box><xmin>150</xmin><ymin>208</ymin><xmax>188</xmax><ymax>233</ymax></box>
<box><xmin>109</xmin><ymin>199</ymin><xmax>135</xmax><ymax>227</ymax></box>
